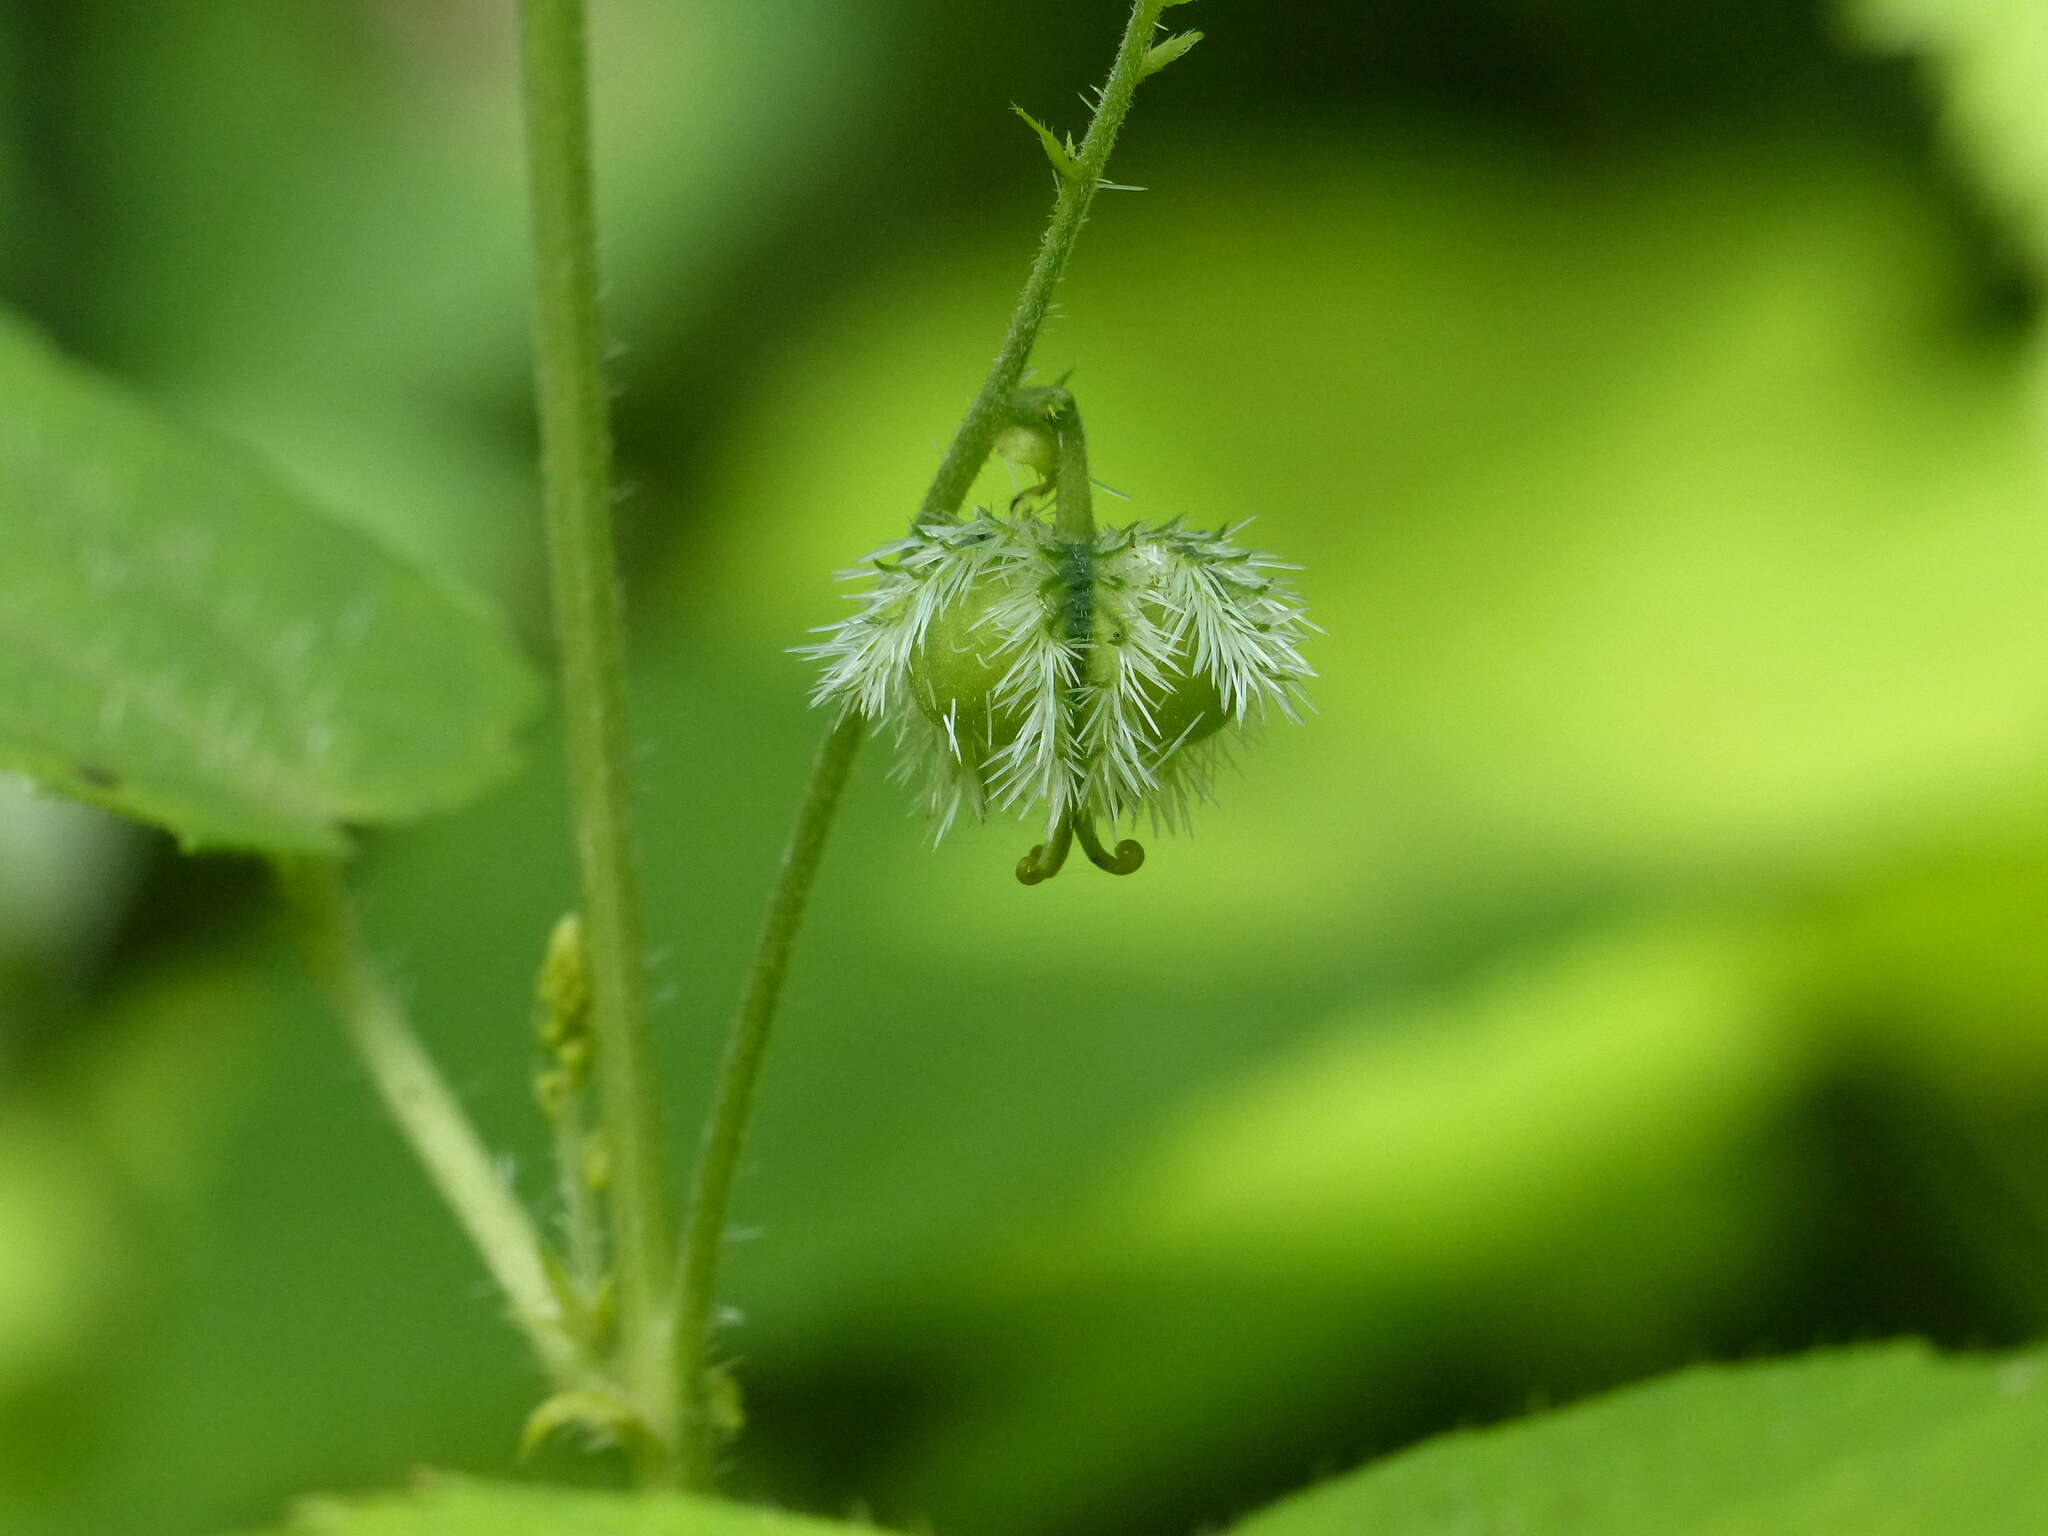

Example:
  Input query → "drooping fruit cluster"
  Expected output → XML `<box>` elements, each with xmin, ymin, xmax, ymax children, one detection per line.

<box><xmin>805</xmin><ymin>388</ymin><xmax>1312</xmax><ymax>881</ymax></box>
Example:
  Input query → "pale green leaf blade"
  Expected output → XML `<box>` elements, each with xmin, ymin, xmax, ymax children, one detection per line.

<box><xmin>226</xmin><ymin>1477</ymin><xmax>893</xmax><ymax>1536</ymax></box>
<box><xmin>1012</xmin><ymin>107</ymin><xmax>1080</xmax><ymax>182</ymax></box>
<box><xmin>1231</xmin><ymin>1344</ymin><xmax>2048</xmax><ymax>1536</ymax></box>
<box><xmin>0</xmin><ymin>313</ymin><xmax>535</xmax><ymax>853</ymax></box>
<box><xmin>1141</xmin><ymin>30</ymin><xmax>1203</xmax><ymax>78</ymax></box>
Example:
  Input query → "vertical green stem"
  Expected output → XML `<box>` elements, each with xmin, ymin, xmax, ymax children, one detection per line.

<box><xmin>675</xmin><ymin>715</ymin><xmax>864</xmax><ymax>1488</ymax></box>
<box><xmin>1051</xmin><ymin>394</ymin><xmax>1096</xmax><ymax>543</ymax></box>
<box><xmin>919</xmin><ymin>0</ymin><xmax>1178</xmax><ymax>524</ymax></box>
<box><xmin>276</xmin><ymin>858</ymin><xmax>584</xmax><ymax>1389</ymax></box>
<box><xmin>519</xmin><ymin>0</ymin><xmax>678</xmax><ymax>1482</ymax></box>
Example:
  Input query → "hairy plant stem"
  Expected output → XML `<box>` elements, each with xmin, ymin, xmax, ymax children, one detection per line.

<box><xmin>1052</xmin><ymin>394</ymin><xmax>1097</xmax><ymax>542</ymax></box>
<box><xmin>919</xmin><ymin>0</ymin><xmax>1180</xmax><ymax>523</ymax></box>
<box><xmin>672</xmin><ymin>1</ymin><xmax>1179</xmax><ymax>1488</ymax></box>
<box><xmin>519</xmin><ymin>0</ymin><xmax>678</xmax><ymax>1483</ymax></box>
<box><xmin>674</xmin><ymin>716</ymin><xmax>864</xmax><ymax>1488</ymax></box>
<box><xmin>275</xmin><ymin>858</ymin><xmax>584</xmax><ymax>1388</ymax></box>
<box><xmin>552</xmin><ymin>1089</ymin><xmax>605</xmax><ymax>1305</ymax></box>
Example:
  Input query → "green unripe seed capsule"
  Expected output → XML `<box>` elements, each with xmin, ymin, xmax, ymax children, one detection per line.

<box><xmin>910</xmin><ymin>583</ymin><xmax>1030</xmax><ymax>764</ymax></box>
<box><xmin>808</xmin><ymin>481</ymin><xmax>1311</xmax><ymax>867</ymax></box>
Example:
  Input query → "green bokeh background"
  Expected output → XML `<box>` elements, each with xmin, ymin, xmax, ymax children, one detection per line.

<box><xmin>6</xmin><ymin>2</ymin><xmax>2048</xmax><ymax>1534</ymax></box>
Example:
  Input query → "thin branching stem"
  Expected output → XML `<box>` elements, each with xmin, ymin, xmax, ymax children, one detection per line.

<box><xmin>673</xmin><ymin>0</ymin><xmax>1185</xmax><ymax>1487</ymax></box>
<box><xmin>675</xmin><ymin>716</ymin><xmax>864</xmax><ymax>1488</ymax></box>
<box><xmin>920</xmin><ymin>0</ymin><xmax>1182</xmax><ymax>524</ymax></box>
<box><xmin>519</xmin><ymin>0</ymin><xmax>678</xmax><ymax>1483</ymax></box>
<box><xmin>275</xmin><ymin>858</ymin><xmax>584</xmax><ymax>1389</ymax></box>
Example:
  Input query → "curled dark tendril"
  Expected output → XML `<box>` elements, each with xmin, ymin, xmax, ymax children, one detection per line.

<box><xmin>1019</xmin><ymin>814</ymin><xmax>1143</xmax><ymax>884</ymax></box>
<box><xmin>1016</xmin><ymin>817</ymin><xmax>1075</xmax><ymax>885</ymax></box>
<box><xmin>1076</xmin><ymin>816</ymin><xmax>1145</xmax><ymax>875</ymax></box>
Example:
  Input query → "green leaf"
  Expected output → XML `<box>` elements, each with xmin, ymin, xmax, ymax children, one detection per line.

<box><xmin>517</xmin><ymin>1388</ymin><xmax>647</xmax><ymax>1459</ymax></box>
<box><xmin>1229</xmin><ymin>1344</ymin><xmax>2048</xmax><ymax>1536</ymax></box>
<box><xmin>228</xmin><ymin>1477</ymin><xmax>892</xmax><ymax>1536</ymax></box>
<box><xmin>1140</xmin><ymin>30</ymin><xmax>1203</xmax><ymax>78</ymax></box>
<box><xmin>0</xmin><ymin>312</ymin><xmax>535</xmax><ymax>853</ymax></box>
<box><xmin>1012</xmin><ymin>107</ymin><xmax>1079</xmax><ymax>182</ymax></box>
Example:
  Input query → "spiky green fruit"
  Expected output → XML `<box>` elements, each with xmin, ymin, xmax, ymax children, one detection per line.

<box><xmin>806</xmin><ymin>510</ymin><xmax>1312</xmax><ymax>845</ymax></box>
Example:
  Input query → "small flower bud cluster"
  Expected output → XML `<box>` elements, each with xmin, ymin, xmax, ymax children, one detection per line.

<box><xmin>533</xmin><ymin>912</ymin><xmax>593</xmax><ymax>1117</ymax></box>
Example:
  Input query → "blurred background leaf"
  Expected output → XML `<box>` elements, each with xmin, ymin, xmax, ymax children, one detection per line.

<box><xmin>4</xmin><ymin>2</ymin><xmax>2048</xmax><ymax>1535</ymax></box>
<box><xmin>1855</xmin><ymin>0</ymin><xmax>2048</xmax><ymax>270</ymax></box>
<box><xmin>0</xmin><ymin>313</ymin><xmax>536</xmax><ymax>854</ymax></box>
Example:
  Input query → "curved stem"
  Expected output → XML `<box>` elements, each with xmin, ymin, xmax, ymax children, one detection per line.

<box><xmin>1017</xmin><ymin>814</ymin><xmax>1077</xmax><ymax>885</ymax></box>
<box><xmin>673</xmin><ymin>0</ymin><xmax>1180</xmax><ymax>1487</ymax></box>
<box><xmin>1076</xmin><ymin>816</ymin><xmax>1145</xmax><ymax>875</ymax></box>
<box><xmin>276</xmin><ymin>858</ymin><xmax>585</xmax><ymax>1389</ymax></box>
<box><xmin>675</xmin><ymin>716</ymin><xmax>865</xmax><ymax>1488</ymax></box>
<box><xmin>919</xmin><ymin>0</ymin><xmax>1181</xmax><ymax>525</ymax></box>
<box><xmin>519</xmin><ymin>0</ymin><xmax>678</xmax><ymax>1482</ymax></box>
